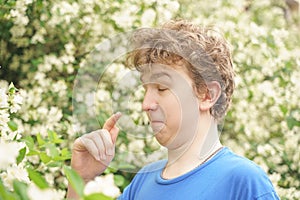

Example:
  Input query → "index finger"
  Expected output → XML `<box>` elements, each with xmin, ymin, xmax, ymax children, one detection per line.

<box><xmin>103</xmin><ymin>112</ymin><xmax>122</xmax><ymax>131</ymax></box>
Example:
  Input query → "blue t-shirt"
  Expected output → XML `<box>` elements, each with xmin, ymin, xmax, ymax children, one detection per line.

<box><xmin>118</xmin><ymin>147</ymin><xmax>279</xmax><ymax>200</ymax></box>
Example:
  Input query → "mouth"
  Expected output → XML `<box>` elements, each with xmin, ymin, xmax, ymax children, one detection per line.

<box><xmin>150</xmin><ymin>121</ymin><xmax>165</xmax><ymax>133</ymax></box>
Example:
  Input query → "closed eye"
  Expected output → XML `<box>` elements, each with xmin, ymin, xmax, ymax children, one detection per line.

<box><xmin>142</xmin><ymin>84</ymin><xmax>168</xmax><ymax>92</ymax></box>
<box><xmin>158</xmin><ymin>86</ymin><xmax>168</xmax><ymax>92</ymax></box>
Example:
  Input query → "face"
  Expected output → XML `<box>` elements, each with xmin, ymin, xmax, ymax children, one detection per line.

<box><xmin>141</xmin><ymin>64</ymin><xmax>200</xmax><ymax>149</ymax></box>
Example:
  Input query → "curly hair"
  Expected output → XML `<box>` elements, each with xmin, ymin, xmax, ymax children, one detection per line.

<box><xmin>126</xmin><ymin>20</ymin><xmax>235</xmax><ymax>121</ymax></box>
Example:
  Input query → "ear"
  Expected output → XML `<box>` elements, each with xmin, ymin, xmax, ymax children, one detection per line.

<box><xmin>199</xmin><ymin>81</ymin><xmax>221</xmax><ymax>112</ymax></box>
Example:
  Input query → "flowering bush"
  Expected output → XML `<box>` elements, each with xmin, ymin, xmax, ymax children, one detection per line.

<box><xmin>0</xmin><ymin>0</ymin><xmax>299</xmax><ymax>199</ymax></box>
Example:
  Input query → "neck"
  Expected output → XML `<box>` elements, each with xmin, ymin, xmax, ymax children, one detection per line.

<box><xmin>163</xmin><ymin>115</ymin><xmax>222</xmax><ymax>179</ymax></box>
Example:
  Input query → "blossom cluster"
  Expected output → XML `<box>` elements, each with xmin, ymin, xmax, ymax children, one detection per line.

<box><xmin>0</xmin><ymin>82</ymin><xmax>65</xmax><ymax>199</ymax></box>
<box><xmin>0</xmin><ymin>0</ymin><xmax>299</xmax><ymax>199</ymax></box>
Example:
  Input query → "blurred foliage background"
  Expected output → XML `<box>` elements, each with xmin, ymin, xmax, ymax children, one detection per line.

<box><xmin>0</xmin><ymin>0</ymin><xmax>299</xmax><ymax>199</ymax></box>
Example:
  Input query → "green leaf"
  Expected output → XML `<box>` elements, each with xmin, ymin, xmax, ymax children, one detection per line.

<box><xmin>104</xmin><ymin>166</ymin><xmax>118</xmax><ymax>174</ymax></box>
<box><xmin>39</xmin><ymin>152</ymin><xmax>51</xmax><ymax>164</ymax></box>
<box><xmin>26</xmin><ymin>150</ymin><xmax>40</xmax><ymax>156</ymax></box>
<box><xmin>117</xmin><ymin>163</ymin><xmax>136</xmax><ymax>170</ymax></box>
<box><xmin>63</xmin><ymin>166</ymin><xmax>84</xmax><ymax>197</ymax></box>
<box><xmin>114</xmin><ymin>175</ymin><xmax>125</xmax><ymax>187</ymax></box>
<box><xmin>61</xmin><ymin>147</ymin><xmax>71</xmax><ymax>157</ymax></box>
<box><xmin>47</xmin><ymin>130</ymin><xmax>56</xmax><ymax>141</ymax></box>
<box><xmin>0</xmin><ymin>178</ymin><xmax>18</xmax><ymax>200</ymax></box>
<box><xmin>27</xmin><ymin>168</ymin><xmax>49</xmax><ymax>189</ymax></box>
<box><xmin>287</xmin><ymin>116</ymin><xmax>300</xmax><ymax>130</ymax></box>
<box><xmin>45</xmin><ymin>143</ymin><xmax>59</xmax><ymax>158</ymax></box>
<box><xmin>8</xmin><ymin>83</ymin><xmax>16</xmax><ymax>94</ymax></box>
<box><xmin>47</xmin><ymin>130</ymin><xmax>63</xmax><ymax>144</ymax></box>
<box><xmin>279</xmin><ymin>105</ymin><xmax>288</xmax><ymax>115</ymax></box>
<box><xmin>46</xmin><ymin>161</ymin><xmax>62</xmax><ymax>167</ymax></box>
<box><xmin>23</xmin><ymin>136</ymin><xmax>35</xmax><ymax>150</ymax></box>
<box><xmin>13</xmin><ymin>180</ymin><xmax>30</xmax><ymax>200</ymax></box>
<box><xmin>16</xmin><ymin>147</ymin><xmax>27</xmax><ymax>165</ymax></box>
<box><xmin>7</xmin><ymin>120</ymin><xmax>18</xmax><ymax>131</ymax></box>
<box><xmin>84</xmin><ymin>193</ymin><xmax>114</xmax><ymax>200</ymax></box>
<box><xmin>31</xmin><ymin>58</ymin><xmax>43</xmax><ymax>68</ymax></box>
<box><xmin>52</xmin><ymin>148</ymin><xmax>71</xmax><ymax>161</ymax></box>
<box><xmin>36</xmin><ymin>134</ymin><xmax>46</xmax><ymax>146</ymax></box>
<box><xmin>97</xmin><ymin>112</ymin><xmax>109</xmax><ymax>128</ymax></box>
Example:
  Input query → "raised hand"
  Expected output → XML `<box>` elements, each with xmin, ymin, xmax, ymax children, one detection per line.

<box><xmin>70</xmin><ymin>112</ymin><xmax>122</xmax><ymax>182</ymax></box>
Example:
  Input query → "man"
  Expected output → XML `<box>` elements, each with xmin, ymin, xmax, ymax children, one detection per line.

<box><xmin>67</xmin><ymin>20</ymin><xmax>279</xmax><ymax>199</ymax></box>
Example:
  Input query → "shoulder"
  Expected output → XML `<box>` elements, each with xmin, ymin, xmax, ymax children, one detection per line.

<box><xmin>221</xmin><ymin>148</ymin><xmax>268</xmax><ymax>178</ymax></box>
<box><xmin>204</xmin><ymin>147</ymin><xmax>271</xmax><ymax>184</ymax></box>
<box><xmin>218</xmin><ymin>148</ymin><xmax>279</xmax><ymax>199</ymax></box>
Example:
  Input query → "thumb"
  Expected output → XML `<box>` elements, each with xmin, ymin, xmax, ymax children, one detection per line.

<box><xmin>110</xmin><ymin>126</ymin><xmax>120</xmax><ymax>144</ymax></box>
<box><xmin>103</xmin><ymin>112</ymin><xmax>122</xmax><ymax>143</ymax></box>
<box><xmin>103</xmin><ymin>112</ymin><xmax>122</xmax><ymax>131</ymax></box>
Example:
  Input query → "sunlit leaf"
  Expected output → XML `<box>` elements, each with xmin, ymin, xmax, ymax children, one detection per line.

<box><xmin>16</xmin><ymin>147</ymin><xmax>26</xmax><ymax>165</ymax></box>
<box><xmin>84</xmin><ymin>193</ymin><xmax>114</xmax><ymax>200</ymax></box>
<box><xmin>27</xmin><ymin>168</ymin><xmax>49</xmax><ymax>189</ymax></box>
<box><xmin>39</xmin><ymin>152</ymin><xmax>51</xmax><ymax>164</ymax></box>
<box><xmin>63</xmin><ymin>166</ymin><xmax>84</xmax><ymax>198</ymax></box>
<box><xmin>7</xmin><ymin>120</ymin><xmax>18</xmax><ymax>131</ymax></box>
<box><xmin>13</xmin><ymin>180</ymin><xmax>30</xmax><ymax>200</ymax></box>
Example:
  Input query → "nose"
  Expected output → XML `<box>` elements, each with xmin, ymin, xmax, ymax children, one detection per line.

<box><xmin>142</xmin><ymin>89</ymin><xmax>158</xmax><ymax>111</ymax></box>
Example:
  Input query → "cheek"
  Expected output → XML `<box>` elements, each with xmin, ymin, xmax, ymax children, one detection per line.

<box><xmin>173</xmin><ymin>87</ymin><xmax>199</xmax><ymax>128</ymax></box>
<box><xmin>163</xmin><ymin>94</ymin><xmax>182</xmax><ymax>124</ymax></box>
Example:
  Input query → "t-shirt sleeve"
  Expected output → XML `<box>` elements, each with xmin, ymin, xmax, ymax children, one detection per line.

<box><xmin>117</xmin><ymin>188</ymin><xmax>128</xmax><ymax>200</ymax></box>
<box><xmin>116</xmin><ymin>171</ymin><xmax>144</xmax><ymax>200</ymax></box>
<box><xmin>225</xmin><ymin>157</ymin><xmax>280</xmax><ymax>200</ymax></box>
<box><xmin>117</xmin><ymin>182</ymin><xmax>134</xmax><ymax>200</ymax></box>
<box><xmin>255</xmin><ymin>191</ymin><xmax>280</xmax><ymax>200</ymax></box>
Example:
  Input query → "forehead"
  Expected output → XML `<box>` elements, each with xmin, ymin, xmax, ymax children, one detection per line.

<box><xmin>139</xmin><ymin>63</ymin><xmax>190</xmax><ymax>83</ymax></box>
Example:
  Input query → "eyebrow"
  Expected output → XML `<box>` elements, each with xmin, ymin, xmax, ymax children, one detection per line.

<box><xmin>140</xmin><ymin>72</ymin><xmax>172</xmax><ymax>82</ymax></box>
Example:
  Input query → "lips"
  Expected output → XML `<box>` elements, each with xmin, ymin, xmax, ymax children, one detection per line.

<box><xmin>150</xmin><ymin>121</ymin><xmax>165</xmax><ymax>133</ymax></box>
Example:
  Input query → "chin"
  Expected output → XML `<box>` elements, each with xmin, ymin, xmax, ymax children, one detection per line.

<box><xmin>154</xmin><ymin>132</ymin><xmax>168</xmax><ymax>146</ymax></box>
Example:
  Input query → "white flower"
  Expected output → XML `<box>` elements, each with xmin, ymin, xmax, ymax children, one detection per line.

<box><xmin>141</xmin><ymin>9</ymin><xmax>156</xmax><ymax>26</ymax></box>
<box><xmin>25</xmin><ymin>0</ymin><xmax>33</xmax><ymax>5</ymax></box>
<box><xmin>146</xmin><ymin>137</ymin><xmax>161</xmax><ymax>151</ymax></box>
<box><xmin>96</xmin><ymin>89</ymin><xmax>110</xmax><ymax>102</ymax></box>
<box><xmin>128</xmin><ymin>139</ymin><xmax>145</xmax><ymax>153</ymax></box>
<box><xmin>0</xmin><ymin>141</ymin><xmax>20</xmax><ymax>170</ymax></box>
<box><xmin>52</xmin><ymin>80</ymin><xmax>67</xmax><ymax>93</ymax></box>
<box><xmin>167</xmin><ymin>1</ymin><xmax>180</xmax><ymax>12</ymax></box>
<box><xmin>66</xmin><ymin>64</ymin><xmax>74</xmax><ymax>73</ymax></box>
<box><xmin>0</xmin><ymin>88</ymin><xmax>8</xmax><ymax>108</ymax></box>
<box><xmin>65</xmin><ymin>42</ymin><xmax>75</xmax><ymax>55</ymax></box>
<box><xmin>33</xmin><ymin>72</ymin><xmax>46</xmax><ymax>82</ymax></box>
<box><xmin>70</xmin><ymin>122</ymin><xmax>84</xmax><ymax>136</ymax></box>
<box><xmin>111</xmin><ymin>5</ymin><xmax>138</xmax><ymax>28</ymax></box>
<box><xmin>0</xmin><ymin>163</ymin><xmax>30</xmax><ymax>190</ymax></box>
<box><xmin>27</xmin><ymin>184</ymin><xmax>65</xmax><ymax>200</ymax></box>
<box><xmin>84</xmin><ymin>174</ymin><xmax>120</xmax><ymax>198</ymax></box>
<box><xmin>26</xmin><ymin>155</ymin><xmax>40</xmax><ymax>165</ymax></box>
<box><xmin>118</xmin><ymin>115</ymin><xmax>136</xmax><ymax>131</ymax></box>
<box><xmin>10</xmin><ymin>92</ymin><xmax>23</xmax><ymax>113</ymax></box>
<box><xmin>117</xmin><ymin>70</ymin><xmax>139</xmax><ymax>91</ymax></box>
<box><xmin>48</xmin><ymin>107</ymin><xmax>63</xmax><ymax>123</ymax></box>
<box><xmin>95</xmin><ymin>39</ymin><xmax>111</xmax><ymax>52</ymax></box>
<box><xmin>12</xmin><ymin>93</ymin><xmax>23</xmax><ymax>105</ymax></box>
<box><xmin>82</xmin><ymin>15</ymin><xmax>93</xmax><ymax>24</ymax></box>
<box><xmin>37</xmin><ymin>106</ymin><xmax>48</xmax><ymax>116</ymax></box>
<box><xmin>31</xmin><ymin>28</ymin><xmax>46</xmax><ymax>44</ymax></box>
<box><xmin>85</xmin><ymin>92</ymin><xmax>95</xmax><ymax>107</ymax></box>
<box><xmin>45</xmin><ymin>173</ymin><xmax>55</xmax><ymax>186</ymax></box>
<box><xmin>60</xmin><ymin>54</ymin><xmax>75</xmax><ymax>64</ymax></box>
<box><xmin>2</xmin><ymin>129</ymin><xmax>22</xmax><ymax>141</ymax></box>
<box><xmin>257</xmin><ymin>81</ymin><xmax>275</xmax><ymax>98</ymax></box>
